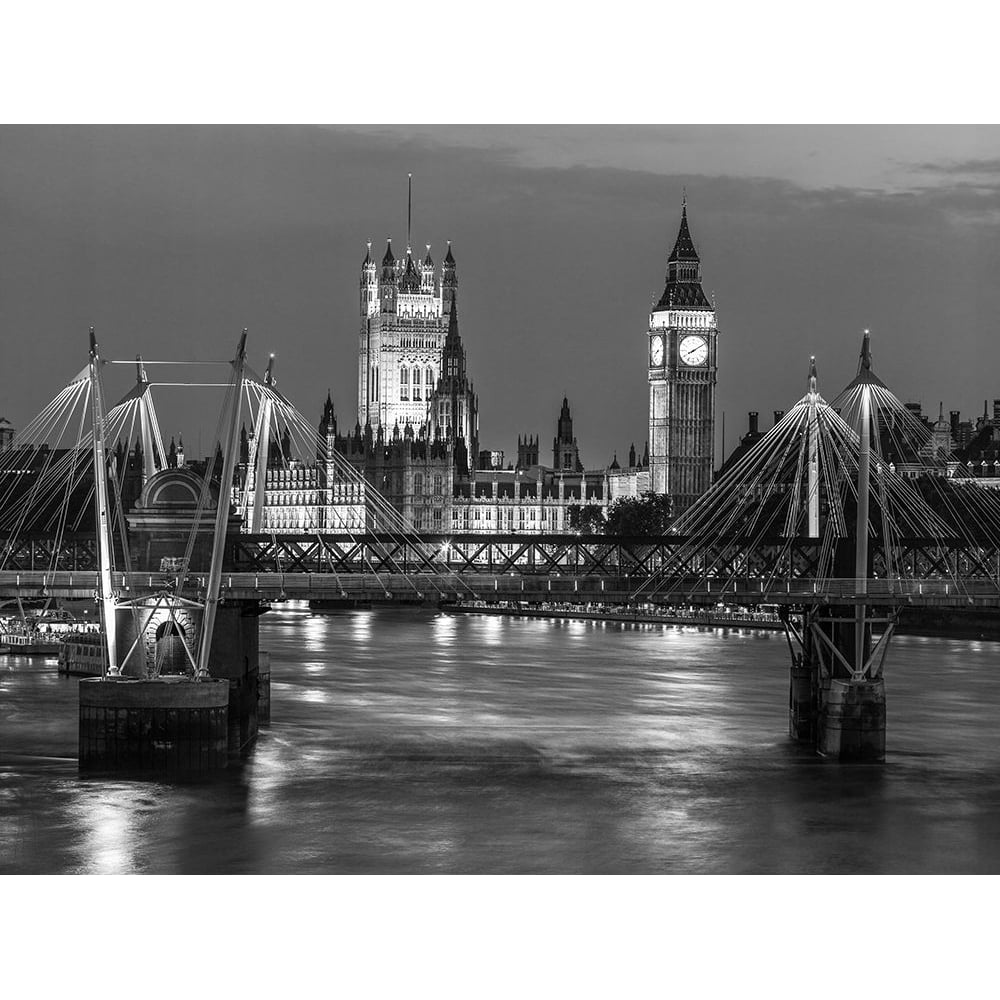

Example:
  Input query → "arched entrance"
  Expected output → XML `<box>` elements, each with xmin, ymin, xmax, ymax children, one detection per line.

<box><xmin>154</xmin><ymin>619</ymin><xmax>190</xmax><ymax>675</ymax></box>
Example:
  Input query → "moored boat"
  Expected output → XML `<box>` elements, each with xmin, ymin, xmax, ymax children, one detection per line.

<box><xmin>57</xmin><ymin>631</ymin><xmax>106</xmax><ymax>676</ymax></box>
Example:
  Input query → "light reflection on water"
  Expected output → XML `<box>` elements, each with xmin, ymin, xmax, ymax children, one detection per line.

<box><xmin>3</xmin><ymin>609</ymin><xmax>1000</xmax><ymax>874</ymax></box>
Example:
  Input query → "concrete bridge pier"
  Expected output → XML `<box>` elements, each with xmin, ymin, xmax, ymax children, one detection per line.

<box><xmin>817</xmin><ymin>676</ymin><xmax>885</xmax><ymax>762</ymax></box>
<box><xmin>782</xmin><ymin>606</ymin><xmax>886</xmax><ymax>762</ymax></box>
<box><xmin>812</xmin><ymin>607</ymin><xmax>886</xmax><ymax>763</ymax></box>
<box><xmin>79</xmin><ymin>598</ymin><xmax>265</xmax><ymax>773</ymax></box>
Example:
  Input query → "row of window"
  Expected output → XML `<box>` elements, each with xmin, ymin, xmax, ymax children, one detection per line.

<box><xmin>400</xmin><ymin>366</ymin><xmax>435</xmax><ymax>402</ymax></box>
<box><xmin>450</xmin><ymin>507</ymin><xmax>563</xmax><ymax>523</ymax></box>
<box><xmin>267</xmin><ymin>494</ymin><xmax>318</xmax><ymax>506</ymax></box>
<box><xmin>266</xmin><ymin>488</ymin><xmax>362</xmax><ymax>505</ymax></box>
<box><xmin>412</xmin><ymin>474</ymin><xmax>444</xmax><ymax>495</ymax></box>
<box><xmin>399</xmin><ymin>335</ymin><xmax>441</xmax><ymax>348</ymax></box>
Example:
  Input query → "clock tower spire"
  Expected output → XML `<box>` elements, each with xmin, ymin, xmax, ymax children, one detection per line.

<box><xmin>647</xmin><ymin>198</ymin><xmax>719</xmax><ymax>514</ymax></box>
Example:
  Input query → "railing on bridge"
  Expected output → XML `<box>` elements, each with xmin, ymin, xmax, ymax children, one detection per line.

<box><xmin>2</xmin><ymin>567</ymin><xmax>998</xmax><ymax>608</ymax></box>
<box><xmin>4</xmin><ymin>531</ymin><xmax>1000</xmax><ymax>588</ymax></box>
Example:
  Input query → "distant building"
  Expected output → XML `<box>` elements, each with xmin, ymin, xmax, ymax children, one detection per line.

<box><xmin>0</xmin><ymin>417</ymin><xmax>14</xmax><ymax>451</ymax></box>
<box><xmin>234</xmin><ymin>233</ymin><xmax>654</xmax><ymax>535</ymax></box>
<box><xmin>956</xmin><ymin>398</ymin><xmax>1000</xmax><ymax>489</ymax></box>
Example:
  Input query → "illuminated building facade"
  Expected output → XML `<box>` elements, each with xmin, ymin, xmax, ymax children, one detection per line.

<box><xmin>647</xmin><ymin>201</ymin><xmax>719</xmax><ymax>515</ymax></box>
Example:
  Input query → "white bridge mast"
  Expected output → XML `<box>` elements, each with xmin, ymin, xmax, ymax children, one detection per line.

<box><xmin>88</xmin><ymin>328</ymin><xmax>120</xmax><ymax>676</ymax></box>
<box><xmin>250</xmin><ymin>354</ymin><xmax>276</xmax><ymax>534</ymax></box>
<box><xmin>196</xmin><ymin>330</ymin><xmax>248</xmax><ymax>677</ymax></box>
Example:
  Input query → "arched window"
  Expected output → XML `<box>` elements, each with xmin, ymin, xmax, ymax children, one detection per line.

<box><xmin>400</xmin><ymin>367</ymin><xmax>409</xmax><ymax>401</ymax></box>
<box><xmin>426</xmin><ymin>368</ymin><xmax>434</xmax><ymax>386</ymax></box>
<box><xmin>414</xmin><ymin>473</ymin><xmax>424</xmax><ymax>495</ymax></box>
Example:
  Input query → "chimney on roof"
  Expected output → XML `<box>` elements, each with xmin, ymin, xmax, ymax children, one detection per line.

<box><xmin>950</xmin><ymin>410</ymin><xmax>960</xmax><ymax>437</ymax></box>
<box><xmin>773</xmin><ymin>410</ymin><xmax>784</xmax><ymax>426</ymax></box>
<box><xmin>994</xmin><ymin>399</ymin><xmax>1000</xmax><ymax>422</ymax></box>
<box><xmin>748</xmin><ymin>411</ymin><xmax>759</xmax><ymax>436</ymax></box>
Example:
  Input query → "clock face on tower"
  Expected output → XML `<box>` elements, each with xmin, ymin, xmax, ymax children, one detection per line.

<box><xmin>679</xmin><ymin>334</ymin><xmax>708</xmax><ymax>367</ymax></box>
<box><xmin>650</xmin><ymin>335</ymin><xmax>664</xmax><ymax>366</ymax></box>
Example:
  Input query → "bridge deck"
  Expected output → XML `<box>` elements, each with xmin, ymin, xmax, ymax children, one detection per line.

<box><xmin>1</xmin><ymin>569</ymin><xmax>996</xmax><ymax>608</ymax></box>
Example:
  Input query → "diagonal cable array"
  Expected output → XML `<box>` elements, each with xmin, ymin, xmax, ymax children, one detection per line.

<box><xmin>633</xmin><ymin>345</ymin><xmax>997</xmax><ymax>605</ymax></box>
<box><xmin>238</xmin><ymin>371</ymin><xmax>478</xmax><ymax>602</ymax></box>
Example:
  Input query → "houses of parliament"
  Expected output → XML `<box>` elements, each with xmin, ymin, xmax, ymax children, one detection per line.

<box><xmin>233</xmin><ymin>205</ymin><xmax>718</xmax><ymax>535</ymax></box>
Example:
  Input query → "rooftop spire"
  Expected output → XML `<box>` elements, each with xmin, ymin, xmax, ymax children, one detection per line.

<box><xmin>446</xmin><ymin>295</ymin><xmax>460</xmax><ymax>342</ymax></box>
<box><xmin>406</xmin><ymin>173</ymin><xmax>412</xmax><ymax>253</ymax></box>
<box><xmin>667</xmin><ymin>197</ymin><xmax>699</xmax><ymax>263</ymax></box>
<box><xmin>653</xmin><ymin>197</ymin><xmax>709</xmax><ymax>311</ymax></box>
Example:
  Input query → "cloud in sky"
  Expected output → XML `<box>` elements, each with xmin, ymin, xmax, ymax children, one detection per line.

<box><xmin>1</xmin><ymin>125</ymin><xmax>998</xmax><ymax>468</ymax></box>
<box><xmin>340</xmin><ymin>124</ymin><xmax>1000</xmax><ymax>193</ymax></box>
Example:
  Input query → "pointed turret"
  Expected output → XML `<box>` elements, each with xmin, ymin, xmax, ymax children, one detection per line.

<box><xmin>553</xmin><ymin>397</ymin><xmax>580</xmax><ymax>470</ymax></box>
<box><xmin>360</xmin><ymin>240</ymin><xmax>378</xmax><ymax>317</ymax></box>
<box><xmin>442</xmin><ymin>240</ymin><xmax>457</xmax><ymax>313</ymax></box>
<box><xmin>381</xmin><ymin>239</ymin><xmax>396</xmax><ymax>281</ymax></box>
<box><xmin>319</xmin><ymin>390</ymin><xmax>336</xmax><ymax>435</ymax></box>
<box><xmin>438</xmin><ymin>296</ymin><xmax>468</xmax><ymax>384</ymax></box>
<box><xmin>421</xmin><ymin>244</ymin><xmax>435</xmax><ymax>292</ymax></box>
<box><xmin>445</xmin><ymin>295</ymin><xmax>460</xmax><ymax>344</ymax></box>
<box><xmin>654</xmin><ymin>199</ymin><xmax>710</xmax><ymax>311</ymax></box>
<box><xmin>667</xmin><ymin>199</ymin><xmax>699</xmax><ymax>263</ymax></box>
<box><xmin>628</xmin><ymin>442</ymin><xmax>637</xmax><ymax>468</ymax></box>
<box><xmin>399</xmin><ymin>249</ymin><xmax>421</xmax><ymax>293</ymax></box>
<box><xmin>557</xmin><ymin>397</ymin><xmax>572</xmax><ymax>442</ymax></box>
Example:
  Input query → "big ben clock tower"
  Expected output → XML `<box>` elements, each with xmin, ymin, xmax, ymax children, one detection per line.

<box><xmin>647</xmin><ymin>199</ymin><xmax>718</xmax><ymax>515</ymax></box>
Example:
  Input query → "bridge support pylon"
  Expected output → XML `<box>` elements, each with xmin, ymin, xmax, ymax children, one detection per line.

<box><xmin>782</xmin><ymin>609</ymin><xmax>818</xmax><ymax>744</ymax></box>
<box><xmin>783</xmin><ymin>605</ymin><xmax>891</xmax><ymax>762</ymax></box>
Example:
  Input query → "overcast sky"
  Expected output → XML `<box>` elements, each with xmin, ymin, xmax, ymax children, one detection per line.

<box><xmin>3</xmin><ymin>124</ymin><xmax>999</xmax><ymax>466</ymax></box>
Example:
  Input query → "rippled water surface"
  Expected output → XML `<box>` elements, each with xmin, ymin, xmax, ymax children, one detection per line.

<box><xmin>3</xmin><ymin>606</ymin><xmax>1000</xmax><ymax>873</ymax></box>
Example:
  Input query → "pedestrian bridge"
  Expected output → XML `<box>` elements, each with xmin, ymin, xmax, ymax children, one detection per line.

<box><xmin>2</xmin><ymin>528</ymin><xmax>998</xmax><ymax>607</ymax></box>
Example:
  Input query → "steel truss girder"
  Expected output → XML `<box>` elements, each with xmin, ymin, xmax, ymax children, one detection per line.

<box><xmin>7</xmin><ymin>531</ymin><xmax>1000</xmax><ymax>588</ymax></box>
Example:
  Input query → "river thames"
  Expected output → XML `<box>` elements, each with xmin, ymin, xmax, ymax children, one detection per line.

<box><xmin>2</xmin><ymin>605</ymin><xmax>1000</xmax><ymax>874</ymax></box>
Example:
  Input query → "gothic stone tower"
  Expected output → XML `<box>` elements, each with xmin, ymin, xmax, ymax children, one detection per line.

<box><xmin>553</xmin><ymin>397</ymin><xmax>582</xmax><ymax>472</ymax></box>
<box><xmin>357</xmin><ymin>239</ymin><xmax>457</xmax><ymax>434</ymax></box>
<box><xmin>428</xmin><ymin>296</ymin><xmax>479</xmax><ymax>473</ymax></box>
<box><xmin>647</xmin><ymin>201</ymin><xmax>718</xmax><ymax>514</ymax></box>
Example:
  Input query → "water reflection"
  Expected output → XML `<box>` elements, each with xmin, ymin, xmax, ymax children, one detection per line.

<box><xmin>3</xmin><ymin>608</ymin><xmax>1000</xmax><ymax>873</ymax></box>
